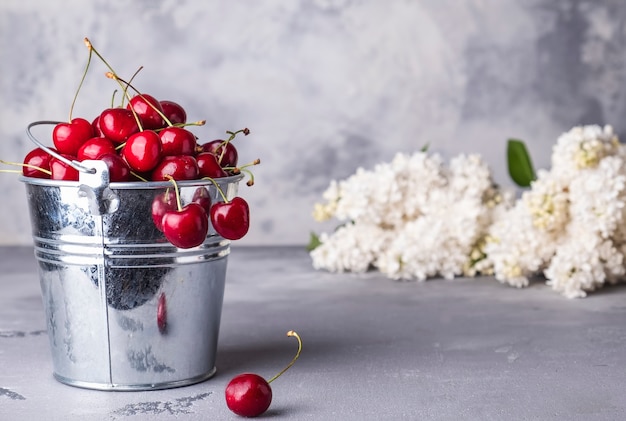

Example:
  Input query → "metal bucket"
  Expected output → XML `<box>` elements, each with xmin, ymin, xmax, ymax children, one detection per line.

<box><xmin>21</xmin><ymin>122</ymin><xmax>242</xmax><ymax>391</ymax></box>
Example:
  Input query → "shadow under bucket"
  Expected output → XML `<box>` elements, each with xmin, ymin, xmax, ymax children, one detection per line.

<box><xmin>22</xmin><ymin>157</ymin><xmax>243</xmax><ymax>391</ymax></box>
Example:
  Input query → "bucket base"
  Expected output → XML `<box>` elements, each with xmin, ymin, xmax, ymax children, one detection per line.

<box><xmin>52</xmin><ymin>367</ymin><xmax>217</xmax><ymax>391</ymax></box>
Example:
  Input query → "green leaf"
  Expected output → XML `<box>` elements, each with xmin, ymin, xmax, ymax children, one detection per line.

<box><xmin>507</xmin><ymin>138</ymin><xmax>536</xmax><ymax>187</ymax></box>
<box><xmin>420</xmin><ymin>142</ymin><xmax>430</xmax><ymax>152</ymax></box>
<box><xmin>306</xmin><ymin>231</ymin><xmax>322</xmax><ymax>252</ymax></box>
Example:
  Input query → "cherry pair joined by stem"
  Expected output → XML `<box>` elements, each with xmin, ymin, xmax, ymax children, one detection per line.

<box><xmin>153</xmin><ymin>176</ymin><xmax>250</xmax><ymax>246</ymax></box>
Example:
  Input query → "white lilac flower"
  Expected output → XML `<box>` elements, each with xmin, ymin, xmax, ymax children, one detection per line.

<box><xmin>312</xmin><ymin>180</ymin><xmax>340</xmax><ymax>222</ymax></box>
<box><xmin>551</xmin><ymin>124</ymin><xmax>620</xmax><ymax>182</ymax></box>
<box><xmin>311</xmin><ymin>124</ymin><xmax>626</xmax><ymax>298</ymax></box>
<box><xmin>486</xmin><ymin>124</ymin><xmax>626</xmax><ymax>297</ymax></box>
<box><xmin>521</xmin><ymin>170</ymin><xmax>570</xmax><ymax>233</ymax></box>
<box><xmin>567</xmin><ymin>155</ymin><xmax>626</xmax><ymax>238</ymax></box>
<box><xmin>376</xmin><ymin>192</ymin><xmax>487</xmax><ymax>281</ymax></box>
<box><xmin>484</xmin><ymin>200</ymin><xmax>559</xmax><ymax>288</ymax></box>
<box><xmin>544</xmin><ymin>224</ymin><xmax>624</xmax><ymax>298</ymax></box>
<box><xmin>310</xmin><ymin>222</ymin><xmax>391</xmax><ymax>273</ymax></box>
<box><xmin>311</xmin><ymin>151</ymin><xmax>506</xmax><ymax>281</ymax></box>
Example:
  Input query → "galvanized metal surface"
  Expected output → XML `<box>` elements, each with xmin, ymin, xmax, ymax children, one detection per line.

<box><xmin>22</xmin><ymin>166</ymin><xmax>242</xmax><ymax>390</ymax></box>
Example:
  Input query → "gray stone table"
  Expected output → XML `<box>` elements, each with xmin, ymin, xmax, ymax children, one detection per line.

<box><xmin>2</xmin><ymin>246</ymin><xmax>626</xmax><ymax>420</ymax></box>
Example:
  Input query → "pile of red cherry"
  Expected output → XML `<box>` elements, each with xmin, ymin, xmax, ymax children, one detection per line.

<box><xmin>14</xmin><ymin>38</ymin><xmax>256</xmax><ymax>249</ymax></box>
<box><xmin>21</xmin><ymin>97</ymin><xmax>253</xmax><ymax>248</ymax></box>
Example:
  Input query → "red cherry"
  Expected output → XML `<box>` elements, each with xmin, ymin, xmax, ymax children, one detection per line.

<box><xmin>162</xmin><ymin>202</ymin><xmax>209</xmax><ymax>249</ymax></box>
<box><xmin>160</xmin><ymin>100</ymin><xmax>187</xmax><ymax>125</ymax></box>
<box><xmin>197</xmin><ymin>152</ymin><xmax>228</xmax><ymax>178</ymax></box>
<box><xmin>192</xmin><ymin>187</ymin><xmax>212</xmax><ymax>214</ymax></box>
<box><xmin>50</xmin><ymin>154</ymin><xmax>79</xmax><ymax>181</ymax></box>
<box><xmin>22</xmin><ymin>148</ymin><xmax>52</xmax><ymax>178</ymax></box>
<box><xmin>225</xmin><ymin>374</ymin><xmax>272</xmax><ymax>418</ymax></box>
<box><xmin>52</xmin><ymin>118</ymin><xmax>94</xmax><ymax>156</ymax></box>
<box><xmin>77</xmin><ymin>137</ymin><xmax>116</xmax><ymax>161</ymax></box>
<box><xmin>157</xmin><ymin>293</ymin><xmax>167</xmax><ymax>334</ymax></box>
<box><xmin>199</xmin><ymin>140</ymin><xmax>238</xmax><ymax>167</ymax></box>
<box><xmin>151</xmin><ymin>155</ymin><xmax>199</xmax><ymax>181</ymax></box>
<box><xmin>127</xmin><ymin>94</ymin><xmax>165</xmax><ymax>130</ymax></box>
<box><xmin>210</xmin><ymin>197</ymin><xmax>250</xmax><ymax>240</ymax></box>
<box><xmin>225</xmin><ymin>331</ymin><xmax>302</xmax><ymax>418</ymax></box>
<box><xmin>122</xmin><ymin>130</ymin><xmax>163</xmax><ymax>173</ymax></box>
<box><xmin>92</xmin><ymin>115</ymin><xmax>104</xmax><ymax>137</ymax></box>
<box><xmin>99</xmin><ymin>108</ymin><xmax>140</xmax><ymax>143</ymax></box>
<box><xmin>97</xmin><ymin>153</ymin><xmax>131</xmax><ymax>182</ymax></box>
<box><xmin>159</xmin><ymin>127</ymin><xmax>196</xmax><ymax>156</ymax></box>
<box><xmin>151</xmin><ymin>190</ymin><xmax>178</xmax><ymax>232</ymax></box>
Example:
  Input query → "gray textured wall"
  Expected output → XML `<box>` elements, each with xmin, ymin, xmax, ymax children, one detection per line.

<box><xmin>2</xmin><ymin>0</ymin><xmax>626</xmax><ymax>245</ymax></box>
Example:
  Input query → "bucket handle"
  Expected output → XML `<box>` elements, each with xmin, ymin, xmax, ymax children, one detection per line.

<box><xmin>26</xmin><ymin>120</ymin><xmax>120</xmax><ymax>215</ymax></box>
<box><xmin>26</xmin><ymin>120</ymin><xmax>97</xmax><ymax>174</ymax></box>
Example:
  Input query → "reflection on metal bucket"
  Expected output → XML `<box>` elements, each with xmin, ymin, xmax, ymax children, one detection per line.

<box><xmin>22</xmin><ymin>163</ymin><xmax>242</xmax><ymax>391</ymax></box>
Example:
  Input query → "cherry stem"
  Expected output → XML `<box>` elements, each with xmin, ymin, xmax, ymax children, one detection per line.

<box><xmin>201</xmin><ymin>176</ymin><xmax>229</xmax><ymax>203</ymax></box>
<box><xmin>107</xmin><ymin>74</ymin><xmax>174</xmax><ymax>127</ymax></box>
<box><xmin>218</xmin><ymin>128</ymin><xmax>249</xmax><ymax>165</ymax></box>
<box><xmin>267</xmin><ymin>331</ymin><xmax>302</xmax><ymax>384</ymax></box>
<box><xmin>173</xmin><ymin>120</ymin><xmax>206</xmax><ymax>129</ymax></box>
<box><xmin>85</xmin><ymin>40</ymin><xmax>143</xmax><ymax>129</ymax></box>
<box><xmin>69</xmin><ymin>43</ymin><xmax>93</xmax><ymax>121</ymax></box>
<box><xmin>130</xmin><ymin>171</ymin><xmax>148</xmax><ymax>182</ymax></box>
<box><xmin>0</xmin><ymin>159</ymin><xmax>52</xmax><ymax>176</ymax></box>
<box><xmin>85</xmin><ymin>38</ymin><xmax>129</xmax><ymax>111</ymax></box>
<box><xmin>106</xmin><ymin>72</ymin><xmax>144</xmax><ymax>130</ymax></box>
<box><xmin>165</xmin><ymin>175</ymin><xmax>183</xmax><ymax>211</ymax></box>
<box><xmin>224</xmin><ymin>158</ymin><xmax>260</xmax><ymax>187</ymax></box>
<box><xmin>224</xmin><ymin>167</ymin><xmax>253</xmax><ymax>186</ymax></box>
<box><xmin>225</xmin><ymin>158</ymin><xmax>260</xmax><ymax>171</ymax></box>
<box><xmin>110</xmin><ymin>89</ymin><xmax>118</xmax><ymax>108</ymax></box>
<box><xmin>155</xmin><ymin>120</ymin><xmax>206</xmax><ymax>134</ymax></box>
<box><xmin>124</xmin><ymin>66</ymin><xmax>144</xmax><ymax>107</ymax></box>
<box><xmin>85</xmin><ymin>38</ymin><xmax>118</xmax><ymax>81</ymax></box>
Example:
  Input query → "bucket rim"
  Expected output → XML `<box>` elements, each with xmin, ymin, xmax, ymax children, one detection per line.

<box><xmin>19</xmin><ymin>173</ymin><xmax>244</xmax><ymax>189</ymax></box>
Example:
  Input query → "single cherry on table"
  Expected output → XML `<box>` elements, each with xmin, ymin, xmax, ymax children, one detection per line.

<box><xmin>225</xmin><ymin>331</ymin><xmax>302</xmax><ymax>418</ymax></box>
